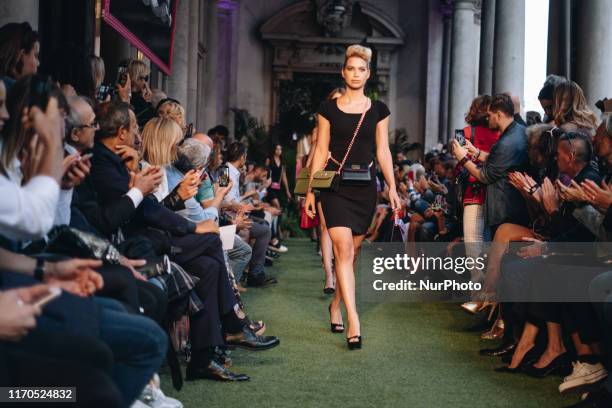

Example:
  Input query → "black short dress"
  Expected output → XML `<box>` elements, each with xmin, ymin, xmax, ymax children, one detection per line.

<box><xmin>317</xmin><ymin>99</ymin><xmax>390</xmax><ymax>235</ymax></box>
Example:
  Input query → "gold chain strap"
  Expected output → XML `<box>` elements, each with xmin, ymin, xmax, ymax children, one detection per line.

<box><xmin>324</xmin><ymin>98</ymin><xmax>369</xmax><ymax>174</ymax></box>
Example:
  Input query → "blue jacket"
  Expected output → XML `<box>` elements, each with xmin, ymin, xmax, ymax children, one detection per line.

<box><xmin>479</xmin><ymin>121</ymin><xmax>529</xmax><ymax>227</ymax></box>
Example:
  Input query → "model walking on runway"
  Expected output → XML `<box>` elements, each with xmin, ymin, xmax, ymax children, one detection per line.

<box><xmin>305</xmin><ymin>44</ymin><xmax>401</xmax><ymax>350</ymax></box>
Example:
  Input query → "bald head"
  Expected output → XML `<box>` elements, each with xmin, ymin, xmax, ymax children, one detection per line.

<box><xmin>193</xmin><ymin>132</ymin><xmax>214</xmax><ymax>150</ymax></box>
<box><xmin>503</xmin><ymin>91</ymin><xmax>521</xmax><ymax>115</ymax></box>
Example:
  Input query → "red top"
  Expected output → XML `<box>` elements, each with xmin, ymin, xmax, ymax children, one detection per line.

<box><xmin>462</xmin><ymin>125</ymin><xmax>500</xmax><ymax>206</ymax></box>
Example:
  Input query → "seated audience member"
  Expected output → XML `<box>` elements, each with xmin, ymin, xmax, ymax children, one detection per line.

<box><xmin>90</xmin><ymin>102</ymin><xmax>279</xmax><ymax>382</ymax></box>
<box><xmin>223</xmin><ymin>142</ymin><xmax>276</xmax><ymax>288</ymax></box>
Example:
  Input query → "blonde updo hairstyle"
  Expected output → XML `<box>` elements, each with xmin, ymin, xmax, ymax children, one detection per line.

<box><xmin>158</xmin><ymin>99</ymin><xmax>186</xmax><ymax>130</ymax></box>
<box><xmin>343</xmin><ymin>44</ymin><xmax>372</xmax><ymax>69</ymax></box>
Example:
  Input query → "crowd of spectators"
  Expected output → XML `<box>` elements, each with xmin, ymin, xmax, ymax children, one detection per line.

<box><xmin>0</xmin><ymin>21</ymin><xmax>291</xmax><ymax>408</ymax></box>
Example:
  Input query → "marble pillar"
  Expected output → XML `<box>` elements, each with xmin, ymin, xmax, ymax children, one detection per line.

<box><xmin>448</xmin><ymin>0</ymin><xmax>477</xmax><ymax>139</ymax></box>
<box><xmin>0</xmin><ymin>0</ymin><xmax>39</xmax><ymax>29</ymax></box>
<box><xmin>166</xmin><ymin>0</ymin><xmax>189</xmax><ymax>108</ymax></box>
<box><xmin>478</xmin><ymin>0</ymin><xmax>495</xmax><ymax>95</ymax></box>
<box><xmin>575</xmin><ymin>0</ymin><xmax>612</xmax><ymax>110</ymax></box>
<box><xmin>492</xmin><ymin>0</ymin><xmax>525</xmax><ymax>99</ymax></box>
<box><xmin>186</xmin><ymin>0</ymin><xmax>200</xmax><ymax>126</ymax></box>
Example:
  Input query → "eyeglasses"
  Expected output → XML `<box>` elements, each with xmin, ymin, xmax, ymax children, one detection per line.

<box><xmin>139</xmin><ymin>75</ymin><xmax>149</xmax><ymax>82</ymax></box>
<box><xmin>78</xmin><ymin>121</ymin><xmax>99</xmax><ymax>130</ymax></box>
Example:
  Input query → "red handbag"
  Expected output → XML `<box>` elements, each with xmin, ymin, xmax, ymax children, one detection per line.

<box><xmin>300</xmin><ymin>206</ymin><xmax>319</xmax><ymax>229</ymax></box>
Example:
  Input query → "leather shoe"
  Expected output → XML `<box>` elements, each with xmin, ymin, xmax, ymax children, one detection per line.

<box><xmin>479</xmin><ymin>342</ymin><xmax>516</xmax><ymax>357</ymax></box>
<box><xmin>523</xmin><ymin>352</ymin><xmax>572</xmax><ymax>378</ymax></box>
<box><xmin>224</xmin><ymin>326</ymin><xmax>280</xmax><ymax>351</ymax></box>
<box><xmin>186</xmin><ymin>359</ymin><xmax>249</xmax><ymax>382</ymax></box>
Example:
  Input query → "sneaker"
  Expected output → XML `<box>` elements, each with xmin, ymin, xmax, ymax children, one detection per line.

<box><xmin>140</xmin><ymin>384</ymin><xmax>183</xmax><ymax>408</ymax></box>
<box><xmin>559</xmin><ymin>361</ymin><xmax>608</xmax><ymax>394</ymax></box>
<box><xmin>132</xmin><ymin>401</ymin><xmax>151</xmax><ymax>408</ymax></box>
<box><xmin>268</xmin><ymin>243</ymin><xmax>288</xmax><ymax>253</ymax></box>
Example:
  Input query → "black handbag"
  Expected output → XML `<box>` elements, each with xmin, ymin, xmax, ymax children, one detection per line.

<box><xmin>341</xmin><ymin>163</ymin><xmax>372</xmax><ymax>184</ymax></box>
<box><xmin>45</xmin><ymin>225</ymin><xmax>121</xmax><ymax>264</ymax></box>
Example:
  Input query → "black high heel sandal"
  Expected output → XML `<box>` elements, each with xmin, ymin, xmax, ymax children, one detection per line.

<box><xmin>347</xmin><ymin>335</ymin><xmax>362</xmax><ymax>350</ymax></box>
<box><xmin>328</xmin><ymin>305</ymin><xmax>344</xmax><ymax>333</ymax></box>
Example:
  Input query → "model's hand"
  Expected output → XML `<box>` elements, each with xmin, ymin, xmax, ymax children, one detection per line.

<box><xmin>305</xmin><ymin>191</ymin><xmax>316</xmax><ymax>219</ymax></box>
<box><xmin>388</xmin><ymin>187</ymin><xmax>402</xmax><ymax>212</ymax></box>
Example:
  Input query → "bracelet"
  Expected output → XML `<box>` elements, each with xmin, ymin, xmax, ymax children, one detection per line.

<box><xmin>34</xmin><ymin>258</ymin><xmax>46</xmax><ymax>281</ymax></box>
<box><xmin>458</xmin><ymin>156</ymin><xmax>469</xmax><ymax>167</ymax></box>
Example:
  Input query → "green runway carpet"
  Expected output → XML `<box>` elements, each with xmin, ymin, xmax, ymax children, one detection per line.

<box><xmin>163</xmin><ymin>238</ymin><xmax>580</xmax><ymax>408</ymax></box>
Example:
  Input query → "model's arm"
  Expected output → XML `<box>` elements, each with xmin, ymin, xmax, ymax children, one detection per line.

<box><xmin>281</xmin><ymin>165</ymin><xmax>292</xmax><ymax>200</ymax></box>
<box><xmin>304</xmin><ymin>125</ymin><xmax>318</xmax><ymax>170</ymax></box>
<box><xmin>375</xmin><ymin>117</ymin><xmax>401</xmax><ymax>211</ymax></box>
<box><xmin>304</xmin><ymin>115</ymin><xmax>330</xmax><ymax>218</ymax></box>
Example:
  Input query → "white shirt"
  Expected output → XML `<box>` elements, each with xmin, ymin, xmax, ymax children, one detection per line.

<box><xmin>0</xmin><ymin>173</ymin><xmax>60</xmax><ymax>241</ymax></box>
<box><xmin>224</xmin><ymin>162</ymin><xmax>242</xmax><ymax>204</ymax></box>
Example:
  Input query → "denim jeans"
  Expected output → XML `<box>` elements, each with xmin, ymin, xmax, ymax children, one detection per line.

<box><xmin>94</xmin><ymin>297</ymin><xmax>167</xmax><ymax>405</ymax></box>
<box><xmin>228</xmin><ymin>234</ymin><xmax>252</xmax><ymax>282</ymax></box>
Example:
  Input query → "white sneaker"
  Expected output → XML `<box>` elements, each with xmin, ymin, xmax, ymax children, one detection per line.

<box><xmin>140</xmin><ymin>384</ymin><xmax>183</xmax><ymax>408</ymax></box>
<box><xmin>267</xmin><ymin>244</ymin><xmax>288</xmax><ymax>253</ymax></box>
<box><xmin>559</xmin><ymin>361</ymin><xmax>608</xmax><ymax>394</ymax></box>
<box><xmin>132</xmin><ymin>401</ymin><xmax>151</xmax><ymax>408</ymax></box>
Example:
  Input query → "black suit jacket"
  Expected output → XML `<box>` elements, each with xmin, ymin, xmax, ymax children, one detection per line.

<box><xmin>90</xmin><ymin>142</ymin><xmax>196</xmax><ymax>237</ymax></box>
<box><xmin>71</xmin><ymin>176</ymin><xmax>136</xmax><ymax>238</ymax></box>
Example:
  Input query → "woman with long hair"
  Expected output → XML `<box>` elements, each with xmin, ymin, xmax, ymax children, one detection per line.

<box><xmin>305</xmin><ymin>45</ymin><xmax>401</xmax><ymax>349</ymax></box>
<box><xmin>0</xmin><ymin>22</ymin><xmax>39</xmax><ymax>86</ymax></box>
<box><xmin>553</xmin><ymin>81</ymin><xmax>599</xmax><ymax>135</ymax></box>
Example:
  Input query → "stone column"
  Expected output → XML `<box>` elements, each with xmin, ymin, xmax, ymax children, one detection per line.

<box><xmin>166</xmin><ymin>0</ymin><xmax>189</xmax><ymax>107</ymax></box>
<box><xmin>438</xmin><ymin>3</ymin><xmax>452</xmax><ymax>144</ymax></box>
<box><xmin>0</xmin><ymin>0</ymin><xmax>39</xmax><ymax>29</ymax></box>
<box><xmin>575</xmin><ymin>0</ymin><xmax>612</xmax><ymax>110</ymax></box>
<box><xmin>478</xmin><ymin>0</ymin><xmax>495</xmax><ymax>95</ymax></box>
<box><xmin>492</xmin><ymin>0</ymin><xmax>525</xmax><ymax>99</ymax></box>
<box><xmin>200</xmin><ymin>0</ymin><xmax>219</xmax><ymax>130</ymax></box>
<box><xmin>448</xmin><ymin>0</ymin><xmax>477</xmax><ymax>139</ymax></box>
<box><xmin>186</xmin><ymin>0</ymin><xmax>200</xmax><ymax>125</ymax></box>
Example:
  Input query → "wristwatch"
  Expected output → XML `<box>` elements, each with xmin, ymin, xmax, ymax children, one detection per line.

<box><xmin>458</xmin><ymin>156</ymin><xmax>469</xmax><ymax>167</ymax></box>
<box><xmin>34</xmin><ymin>258</ymin><xmax>46</xmax><ymax>281</ymax></box>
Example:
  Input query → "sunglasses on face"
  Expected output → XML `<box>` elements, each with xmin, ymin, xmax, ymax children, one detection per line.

<box><xmin>139</xmin><ymin>75</ymin><xmax>149</xmax><ymax>82</ymax></box>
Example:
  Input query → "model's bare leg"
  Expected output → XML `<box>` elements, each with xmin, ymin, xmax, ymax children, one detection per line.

<box><xmin>318</xmin><ymin>201</ymin><xmax>335</xmax><ymax>290</ymax></box>
<box><xmin>329</xmin><ymin>226</ymin><xmax>360</xmax><ymax>342</ymax></box>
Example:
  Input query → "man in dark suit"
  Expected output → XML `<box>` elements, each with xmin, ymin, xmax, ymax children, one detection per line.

<box><xmin>90</xmin><ymin>101</ymin><xmax>278</xmax><ymax>382</ymax></box>
<box><xmin>452</xmin><ymin>93</ymin><xmax>529</xmax><ymax>234</ymax></box>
